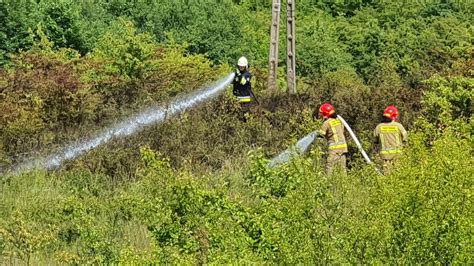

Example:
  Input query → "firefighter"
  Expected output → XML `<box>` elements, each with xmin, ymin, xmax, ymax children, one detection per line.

<box><xmin>317</xmin><ymin>103</ymin><xmax>348</xmax><ymax>175</ymax></box>
<box><xmin>373</xmin><ymin>105</ymin><xmax>408</xmax><ymax>174</ymax></box>
<box><xmin>233</xmin><ymin>56</ymin><xmax>253</xmax><ymax>105</ymax></box>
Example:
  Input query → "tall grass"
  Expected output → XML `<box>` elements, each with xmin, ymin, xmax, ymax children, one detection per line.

<box><xmin>1</xmin><ymin>122</ymin><xmax>472</xmax><ymax>264</ymax></box>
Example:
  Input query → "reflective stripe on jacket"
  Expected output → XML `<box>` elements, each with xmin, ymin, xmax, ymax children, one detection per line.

<box><xmin>318</xmin><ymin>117</ymin><xmax>348</xmax><ymax>153</ymax></box>
<box><xmin>237</xmin><ymin>96</ymin><xmax>252</xmax><ymax>103</ymax></box>
<box><xmin>374</xmin><ymin>121</ymin><xmax>408</xmax><ymax>160</ymax></box>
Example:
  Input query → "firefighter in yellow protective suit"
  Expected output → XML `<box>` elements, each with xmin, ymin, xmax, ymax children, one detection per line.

<box><xmin>374</xmin><ymin>105</ymin><xmax>408</xmax><ymax>174</ymax></box>
<box><xmin>317</xmin><ymin>103</ymin><xmax>348</xmax><ymax>175</ymax></box>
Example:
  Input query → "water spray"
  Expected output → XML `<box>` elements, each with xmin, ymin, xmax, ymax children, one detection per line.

<box><xmin>268</xmin><ymin>131</ymin><xmax>317</xmax><ymax>168</ymax></box>
<box><xmin>268</xmin><ymin>115</ymin><xmax>382</xmax><ymax>175</ymax></box>
<box><xmin>7</xmin><ymin>73</ymin><xmax>235</xmax><ymax>174</ymax></box>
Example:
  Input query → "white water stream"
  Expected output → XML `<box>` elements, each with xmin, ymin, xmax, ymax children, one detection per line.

<box><xmin>8</xmin><ymin>73</ymin><xmax>235</xmax><ymax>174</ymax></box>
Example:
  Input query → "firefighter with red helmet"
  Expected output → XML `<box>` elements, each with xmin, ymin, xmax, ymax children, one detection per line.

<box><xmin>317</xmin><ymin>103</ymin><xmax>348</xmax><ymax>175</ymax></box>
<box><xmin>374</xmin><ymin>105</ymin><xmax>408</xmax><ymax>174</ymax></box>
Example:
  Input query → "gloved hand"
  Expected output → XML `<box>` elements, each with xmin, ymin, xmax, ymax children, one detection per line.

<box><xmin>234</xmin><ymin>71</ymin><xmax>241</xmax><ymax>83</ymax></box>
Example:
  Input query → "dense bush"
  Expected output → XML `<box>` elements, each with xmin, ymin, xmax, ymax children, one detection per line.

<box><xmin>0</xmin><ymin>20</ymin><xmax>227</xmax><ymax>168</ymax></box>
<box><xmin>1</xmin><ymin>117</ymin><xmax>472</xmax><ymax>263</ymax></box>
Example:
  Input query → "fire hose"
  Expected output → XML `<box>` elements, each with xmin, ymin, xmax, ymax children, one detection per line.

<box><xmin>269</xmin><ymin>115</ymin><xmax>382</xmax><ymax>175</ymax></box>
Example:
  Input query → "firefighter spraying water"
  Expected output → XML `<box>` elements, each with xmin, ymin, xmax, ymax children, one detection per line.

<box><xmin>270</xmin><ymin>103</ymin><xmax>383</xmax><ymax>176</ymax></box>
<box><xmin>233</xmin><ymin>56</ymin><xmax>254</xmax><ymax>104</ymax></box>
<box><xmin>232</xmin><ymin>56</ymin><xmax>259</xmax><ymax>122</ymax></box>
<box><xmin>316</xmin><ymin>104</ymin><xmax>349</xmax><ymax>175</ymax></box>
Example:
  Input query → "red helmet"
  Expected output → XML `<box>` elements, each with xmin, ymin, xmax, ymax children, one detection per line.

<box><xmin>319</xmin><ymin>103</ymin><xmax>335</xmax><ymax>118</ymax></box>
<box><xmin>383</xmin><ymin>105</ymin><xmax>399</xmax><ymax>120</ymax></box>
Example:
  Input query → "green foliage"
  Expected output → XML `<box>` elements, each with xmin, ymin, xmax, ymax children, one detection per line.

<box><xmin>1</xmin><ymin>119</ymin><xmax>473</xmax><ymax>264</ymax></box>
<box><xmin>40</xmin><ymin>1</ymin><xmax>86</xmax><ymax>54</ymax></box>
<box><xmin>420</xmin><ymin>75</ymin><xmax>473</xmax><ymax>130</ymax></box>
<box><xmin>0</xmin><ymin>18</ymin><xmax>227</xmax><ymax>165</ymax></box>
<box><xmin>53</xmin><ymin>197</ymin><xmax>120</xmax><ymax>264</ymax></box>
<box><xmin>0</xmin><ymin>0</ymin><xmax>473</xmax><ymax>264</ymax></box>
<box><xmin>168</xmin><ymin>1</ymin><xmax>243</xmax><ymax>63</ymax></box>
<box><xmin>297</xmin><ymin>12</ymin><xmax>353</xmax><ymax>77</ymax></box>
<box><xmin>373</xmin><ymin>131</ymin><xmax>473</xmax><ymax>264</ymax></box>
<box><xmin>0</xmin><ymin>1</ymin><xmax>39</xmax><ymax>65</ymax></box>
<box><xmin>0</xmin><ymin>32</ymin><xmax>100</xmax><ymax>156</ymax></box>
<box><xmin>92</xmin><ymin>18</ymin><xmax>157</xmax><ymax>82</ymax></box>
<box><xmin>247</xmin><ymin>149</ymin><xmax>308</xmax><ymax>198</ymax></box>
<box><xmin>1</xmin><ymin>0</ymin><xmax>472</xmax><ymax>81</ymax></box>
<box><xmin>0</xmin><ymin>211</ymin><xmax>56</xmax><ymax>264</ymax></box>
